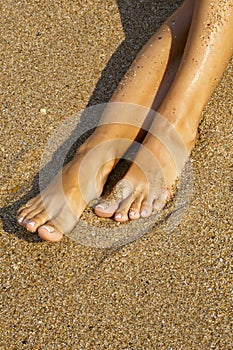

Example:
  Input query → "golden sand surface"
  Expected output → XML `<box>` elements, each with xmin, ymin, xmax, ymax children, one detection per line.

<box><xmin>1</xmin><ymin>0</ymin><xmax>232</xmax><ymax>349</ymax></box>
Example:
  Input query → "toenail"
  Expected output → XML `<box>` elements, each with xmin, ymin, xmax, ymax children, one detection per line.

<box><xmin>96</xmin><ymin>203</ymin><xmax>108</xmax><ymax>210</ymax></box>
<box><xmin>129</xmin><ymin>210</ymin><xmax>136</xmax><ymax>217</ymax></box>
<box><xmin>27</xmin><ymin>221</ymin><xmax>35</xmax><ymax>227</ymax></box>
<box><xmin>115</xmin><ymin>213</ymin><xmax>122</xmax><ymax>219</ymax></box>
<box><xmin>41</xmin><ymin>225</ymin><xmax>55</xmax><ymax>233</ymax></box>
<box><xmin>141</xmin><ymin>210</ymin><xmax>148</xmax><ymax>217</ymax></box>
<box><xmin>17</xmin><ymin>217</ymin><xmax>24</xmax><ymax>223</ymax></box>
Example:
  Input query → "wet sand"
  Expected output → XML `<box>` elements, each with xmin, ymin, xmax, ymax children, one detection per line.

<box><xmin>1</xmin><ymin>0</ymin><xmax>232</xmax><ymax>349</ymax></box>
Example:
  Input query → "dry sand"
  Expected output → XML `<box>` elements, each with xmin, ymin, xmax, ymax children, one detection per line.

<box><xmin>0</xmin><ymin>0</ymin><xmax>232</xmax><ymax>349</ymax></box>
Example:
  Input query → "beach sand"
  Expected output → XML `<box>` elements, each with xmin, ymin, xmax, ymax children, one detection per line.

<box><xmin>1</xmin><ymin>0</ymin><xmax>232</xmax><ymax>349</ymax></box>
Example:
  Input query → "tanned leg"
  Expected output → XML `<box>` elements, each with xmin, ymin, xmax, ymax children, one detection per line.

<box><xmin>95</xmin><ymin>0</ymin><xmax>233</xmax><ymax>222</ymax></box>
<box><xmin>17</xmin><ymin>0</ymin><xmax>194</xmax><ymax>241</ymax></box>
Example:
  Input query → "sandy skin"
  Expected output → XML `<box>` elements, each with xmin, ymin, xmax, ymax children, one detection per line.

<box><xmin>17</xmin><ymin>0</ymin><xmax>233</xmax><ymax>241</ymax></box>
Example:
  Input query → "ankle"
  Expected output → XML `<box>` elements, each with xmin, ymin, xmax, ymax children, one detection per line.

<box><xmin>176</xmin><ymin>117</ymin><xmax>199</xmax><ymax>151</ymax></box>
<box><xmin>157</xmin><ymin>105</ymin><xmax>200</xmax><ymax>152</ymax></box>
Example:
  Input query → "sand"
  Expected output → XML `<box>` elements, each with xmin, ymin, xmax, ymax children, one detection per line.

<box><xmin>0</xmin><ymin>0</ymin><xmax>232</xmax><ymax>349</ymax></box>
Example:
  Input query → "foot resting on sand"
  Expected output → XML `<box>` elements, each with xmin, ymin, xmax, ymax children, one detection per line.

<box><xmin>94</xmin><ymin>111</ymin><xmax>195</xmax><ymax>222</ymax></box>
<box><xmin>17</xmin><ymin>131</ymin><xmax>118</xmax><ymax>242</ymax></box>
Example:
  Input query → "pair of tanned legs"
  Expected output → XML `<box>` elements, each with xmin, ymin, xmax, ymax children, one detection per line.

<box><xmin>17</xmin><ymin>0</ymin><xmax>233</xmax><ymax>242</ymax></box>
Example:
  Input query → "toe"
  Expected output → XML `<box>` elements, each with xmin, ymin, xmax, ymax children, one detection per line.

<box><xmin>140</xmin><ymin>199</ymin><xmax>153</xmax><ymax>218</ymax></box>
<box><xmin>114</xmin><ymin>193</ymin><xmax>137</xmax><ymax>222</ymax></box>
<box><xmin>17</xmin><ymin>195</ymin><xmax>41</xmax><ymax>214</ymax></box>
<box><xmin>24</xmin><ymin>210</ymin><xmax>50</xmax><ymax>233</ymax></box>
<box><xmin>17</xmin><ymin>208</ymin><xmax>34</xmax><ymax>225</ymax></box>
<box><xmin>153</xmin><ymin>200</ymin><xmax>165</xmax><ymax>211</ymax></box>
<box><xmin>153</xmin><ymin>190</ymin><xmax>169</xmax><ymax>211</ymax></box>
<box><xmin>38</xmin><ymin>222</ymin><xmax>63</xmax><ymax>242</ymax></box>
<box><xmin>94</xmin><ymin>179</ymin><xmax>133</xmax><ymax>218</ymax></box>
<box><xmin>20</xmin><ymin>207</ymin><xmax>44</xmax><ymax>223</ymax></box>
<box><xmin>114</xmin><ymin>208</ymin><xmax>130</xmax><ymax>222</ymax></box>
<box><xmin>17</xmin><ymin>199</ymin><xmax>43</xmax><ymax>224</ymax></box>
<box><xmin>94</xmin><ymin>200</ymin><xmax>120</xmax><ymax>218</ymax></box>
<box><xmin>128</xmin><ymin>209</ymin><xmax>140</xmax><ymax>220</ymax></box>
<box><xmin>128</xmin><ymin>196</ymin><xmax>143</xmax><ymax>220</ymax></box>
<box><xmin>37</xmin><ymin>204</ymin><xmax>80</xmax><ymax>241</ymax></box>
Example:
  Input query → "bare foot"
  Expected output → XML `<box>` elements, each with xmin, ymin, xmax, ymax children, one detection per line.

<box><xmin>17</xmin><ymin>103</ymin><xmax>153</xmax><ymax>242</ymax></box>
<box><xmin>17</xmin><ymin>133</ymin><xmax>120</xmax><ymax>242</ymax></box>
<box><xmin>17</xmin><ymin>96</ymin><xmax>162</xmax><ymax>242</ymax></box>
<box><xmin>94</xmin><ymin>113</ymin><xmax>195</xmax><ymax>222</ymax></box>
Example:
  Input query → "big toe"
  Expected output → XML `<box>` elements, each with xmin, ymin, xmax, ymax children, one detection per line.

<box><xmin>94</xmin><ymin>200</ymin><xmax>120</xmax><ymax>218</ymax></box>
<box><xmin>38</xmin><ymin>223</ymin><xmax>63</xmax><ymax>242</ymax></box>
<box><xmin>94</xmin><ymin>179</ymin><xmax>133</xmax><ymax>218</ymax></box>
